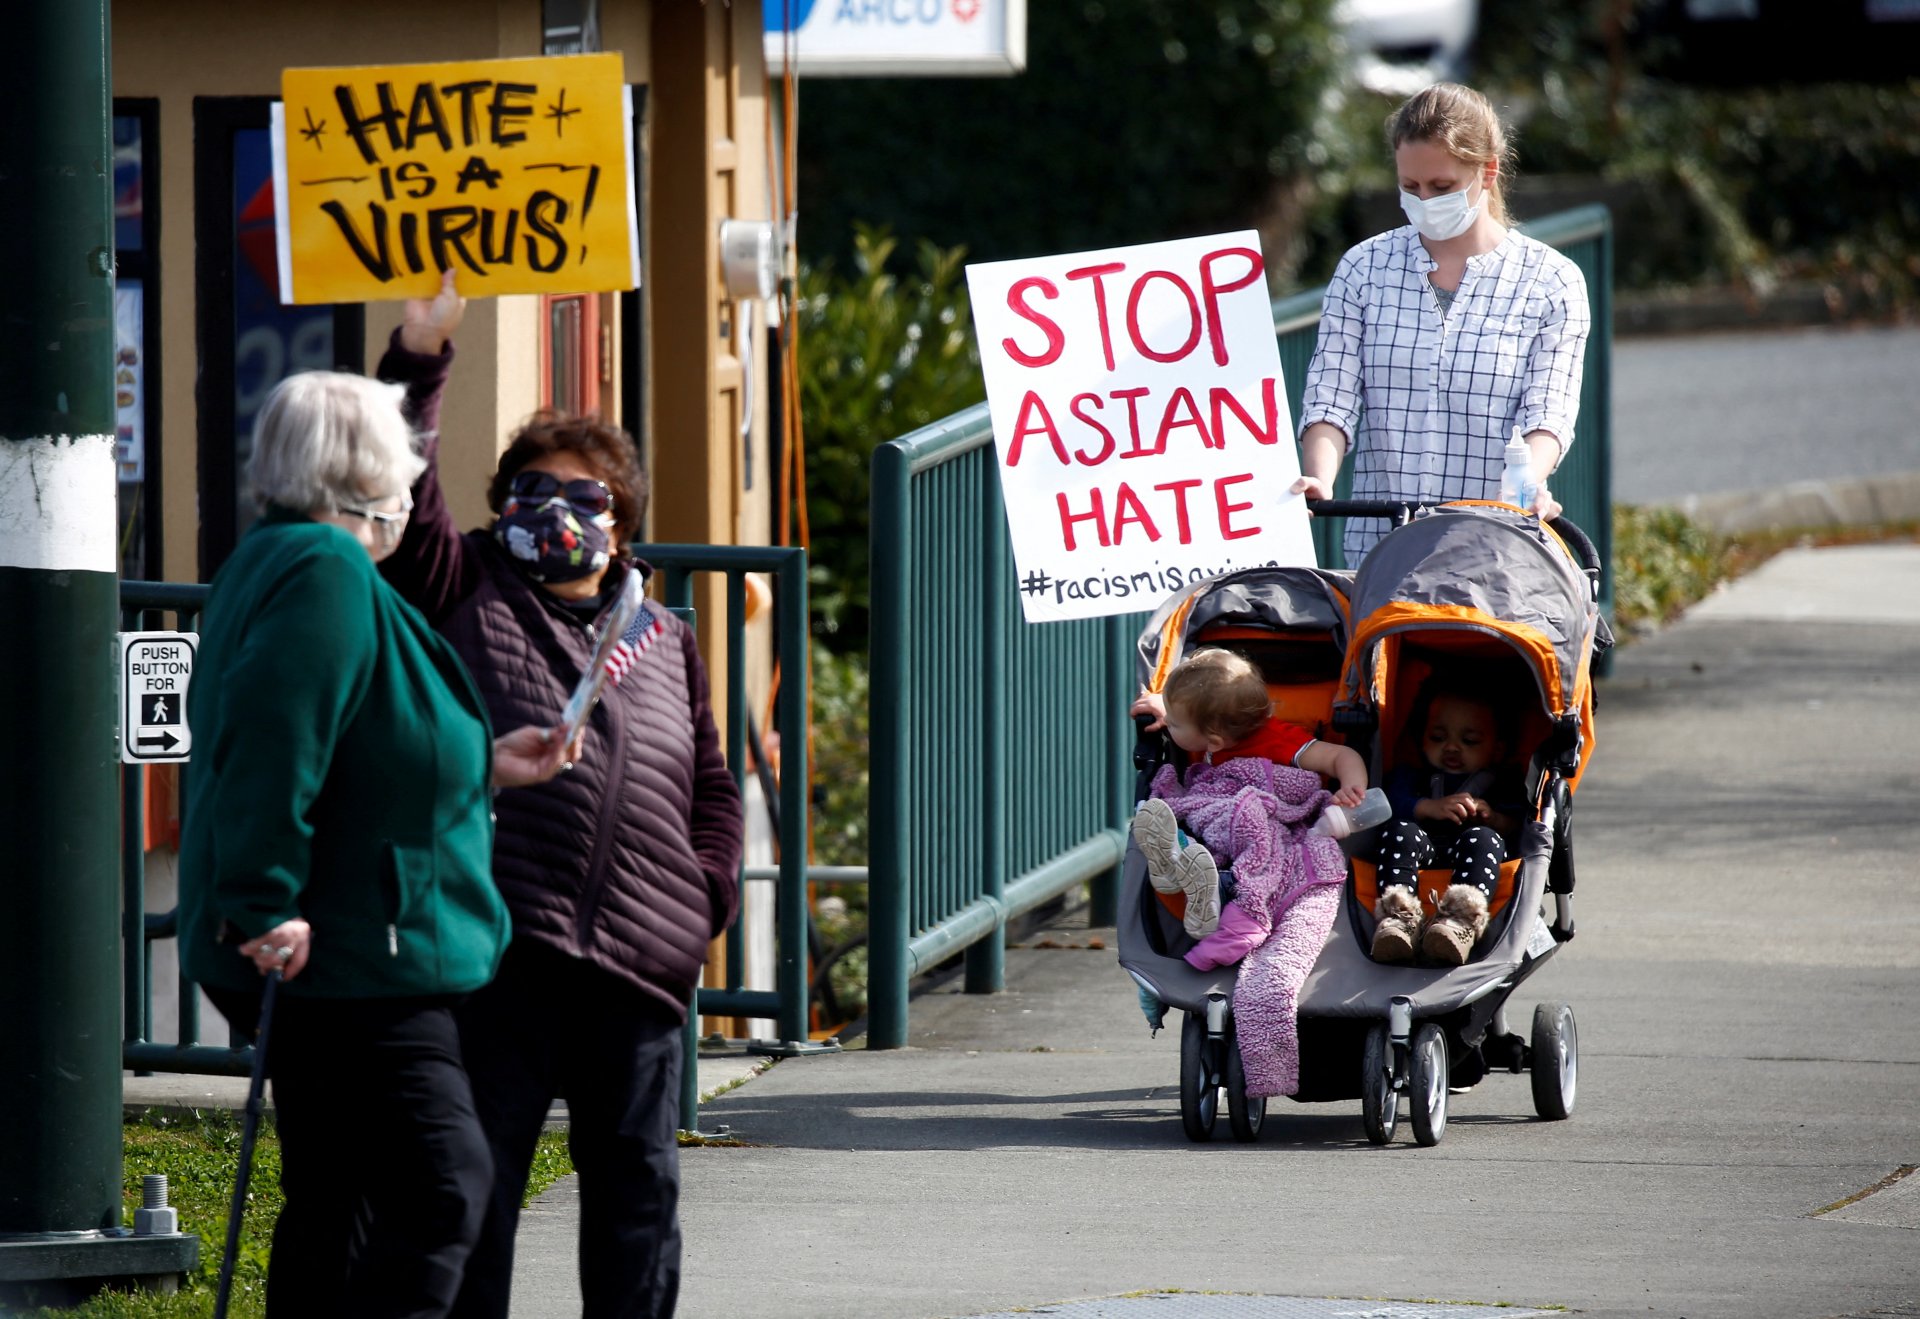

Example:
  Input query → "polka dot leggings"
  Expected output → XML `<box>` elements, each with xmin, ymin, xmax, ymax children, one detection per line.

<box><xmin>1374</xmin><ymin>821</ymin><xmax>1508</xmax><ymax>900</ymax></box>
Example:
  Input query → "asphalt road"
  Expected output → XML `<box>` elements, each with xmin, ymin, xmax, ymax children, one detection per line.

<box><xmin>511</xmin><ymin>542</ymin><xmax>1920</xmax><ymax>1319</ymax></box>
<box><xmin>1612</xmin><ymin>324</ymin><xmax>1920</xmax><ymax>505</ymax></box>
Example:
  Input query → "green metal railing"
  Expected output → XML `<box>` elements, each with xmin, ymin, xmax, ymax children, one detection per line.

<box><xmin>867</xmin><ymin>414</ymin><xmax>1140</xmax><ymax>1051</ymax></box>
<box><xmin>117</xmin><ymin>542</ymin><xmax>812</xmax><ymax>1130</ymax></box>
<box><xmin>1273</xmin><ymin>203</ymin><xmax>1615</xmax><ymax>616</ymax></box>
<box><xmin>864</xmin><ymin>208</ymin><xmax>1615</xmax><ymax>1048</ymax></box>
<box><xmin>642</xmin><ymin>544</ymin><xmax>822</xmax><ymax>1127</ymax></box>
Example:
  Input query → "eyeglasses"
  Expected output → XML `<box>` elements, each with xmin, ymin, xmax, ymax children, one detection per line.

<box><xmin>338</xmin><ymin>492</ymin><xmax>414</xmax><ymax>536</ymax></box>
<box><xmin>506</xmin><ymin>470</ymin><xmax>614</xmax><ymax>519</ymax></box>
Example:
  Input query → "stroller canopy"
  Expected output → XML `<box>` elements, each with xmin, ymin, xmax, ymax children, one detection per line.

<box><xmin>1136</xmin><ymin>566</ymin><xmax>1353</xmax><ymax>694</ymax></box>
<box><xmin>1339</xmin><ymin>504</ymin><xmax>1609</xmax><ymax>721</ymax></box>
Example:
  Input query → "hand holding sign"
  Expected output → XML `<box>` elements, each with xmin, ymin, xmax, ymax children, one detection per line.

<box><xmin>967</xmin><ymin>232</ymin><xmax>1316</xmax><ymax>624</ymax></box>
<box><xmin>401</xmin><ymin>269</ymin><xmax>467</xmax><ymax>355</ymax></box>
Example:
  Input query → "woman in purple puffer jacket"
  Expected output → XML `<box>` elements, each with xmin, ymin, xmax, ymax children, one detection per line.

<box><xmin>379</xmin><ymin>272</ymin><xmax>743</xmax><ymax>1319</ymax></box>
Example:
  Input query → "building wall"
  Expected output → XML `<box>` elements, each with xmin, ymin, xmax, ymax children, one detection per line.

<box><xmin>106</xmin><ymin>0</ymin><xmax>797</xmax><ymax>1059</ymax></box>
<box><xmin>646</xmin><ymin>0</ymin><xmax>780</xmax><ymax>738</ymax></box>
<box><xmin>109</xmin><ymin>0</ymin><xmax>770</xmax><ymax>585</ymax></box>
<box><xmin>112</xmin><ymin>0</ymin><xmax>778</xmax><ymax>1030</ymax></box>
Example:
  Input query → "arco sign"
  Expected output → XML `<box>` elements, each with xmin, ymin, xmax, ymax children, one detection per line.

<box><xmin>765</xmin><ymin>0</ymin><xmax>1026</xmax><ymax>77</ymax></box>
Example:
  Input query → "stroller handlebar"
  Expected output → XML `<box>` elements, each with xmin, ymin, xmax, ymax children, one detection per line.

<box><xmin>1304</xmin><ymin>499</ymin><xmax>1603</xmax><ymax>583</ymax></box>
<box><xmin>1132</xmin><ymin>713</ymin><xmax>1161</xmax><ymax>769</ymax></box>
<box><xmin>1303</xmin><ymin>498</ymin><xmax>1422</xmax><ymax>525</ymax></box>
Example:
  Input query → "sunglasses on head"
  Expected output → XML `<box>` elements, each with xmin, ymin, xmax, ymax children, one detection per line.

<box><xmin>506</xmin><ymin>469</ymin><xmax>614</xmax><ymax>518</ymax></box>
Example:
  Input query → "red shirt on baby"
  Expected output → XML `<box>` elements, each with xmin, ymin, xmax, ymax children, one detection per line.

<box><xmin>1211</xmin><ymin>716</ymin><xmax>1315</xmax><ymax>768</ymax></box>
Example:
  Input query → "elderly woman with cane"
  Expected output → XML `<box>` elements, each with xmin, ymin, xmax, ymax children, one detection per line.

<box><xmin>178</xmin><ymin>369</ymin><xmax>577</xmax><ymax>1318</ymax></box>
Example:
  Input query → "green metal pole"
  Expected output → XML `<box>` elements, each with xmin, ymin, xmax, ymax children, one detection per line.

<box><xmin>964</xmin><ymin>457</ymin><xmax>1007</xmax><ymax>994</ymax></box>
<box><xmin>724</xmin><ymin>571</ymin><xmax>747</xmax><ymax>993</ymax></box>
<box><xmin>1090</xmin><ymin>614</ymin><xmax>1128</xmax><ymax>928</ymax></box>
<box><xmin>121</xmin><ymin>765</ymin><xmax>147</xmax><ymax>1052</ymax></box>
<box><xmin>679</xmin><ymin>987</ymin><xmax>700</xmax><ymax>1134</ymax></box>
<box><xmin>0</xmin><ymin>1</ymin><xmax>198</xmax><ymax>1294</ymax></box>
<box><xmin>1592</xmin><ymin>211</ymin><xmax>1616</xmax><ymax>671</ymax></box>
<box><xmin>867</xmin><ymin>443</ymin><xmax>912</xmax><ymax>1048</ymax></box>
<box><xmin>774</xmin><ymin>549</ymin><xmax>810</xmax><ymax>1044</ymax></box>
<box><xmin>0</xmin><ymin>0</ymin><xmax>122</xmax><ymax>1244</ymax></box>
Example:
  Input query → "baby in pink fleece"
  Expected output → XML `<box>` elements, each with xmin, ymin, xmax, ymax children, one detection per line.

<box><xmin>1130</xmin><ymin>649</ymin><xmax>1365</xmax><ymax>1096</ymax></box>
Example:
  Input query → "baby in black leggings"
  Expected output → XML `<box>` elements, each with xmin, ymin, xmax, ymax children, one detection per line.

<box><xmin>1371</xmin><ymin>682</ymin><xmax>1526</xmax><ymax>965</ymax></box>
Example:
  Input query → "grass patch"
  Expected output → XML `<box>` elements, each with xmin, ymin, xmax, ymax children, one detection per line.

<box><xmin>1609</xmin><ymin>504</ymin><xmax>1918</xmax><ymax>644</ymax></box>
<box><xmin>5</xmin><ymin>1110</ymin><xmax>574</xmax><ymax>1318</ymax></box>
<box><xmin>522</xmin><ymin>1126</ymin><xmax>577</xmax><ymax>1204</ymax></box>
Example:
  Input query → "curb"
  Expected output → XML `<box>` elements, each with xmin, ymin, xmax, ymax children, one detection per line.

<box><xmin>1615</xmin><ymin>280</ymin><xmax>1850</xmax><ymax>337</ymax></box>
<box><xmin>123</xmin><ymin>1053</ymin><xmax>776</xmax><ymax>1127</ymax></box>
<box><xmin>1677</xmin><ymin>471</ymin><xmax>1920</xmax><ymax>536</ymax></box>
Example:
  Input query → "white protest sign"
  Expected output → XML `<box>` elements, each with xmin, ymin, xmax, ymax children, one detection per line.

<box><xmin>121</xmin><ymin>631</ymin><xmax>196</xmax><ymax>764</ymax></box>
<box><xmin>966</xmin><ymin>231</ymin><xmax>1316</xmax><ymax>624</ymax></box>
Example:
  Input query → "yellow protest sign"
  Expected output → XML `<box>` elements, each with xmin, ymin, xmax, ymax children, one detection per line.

<box><xmin>274</xmin><ymin>53</ymin><xmax>636</xmax><ymax>304</ymax></box>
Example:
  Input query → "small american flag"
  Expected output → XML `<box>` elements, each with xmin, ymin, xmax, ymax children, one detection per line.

<box><xmin>603</xmin><ymin>601</ymin><xmax>665</xmax><ymax>685</ymax></box>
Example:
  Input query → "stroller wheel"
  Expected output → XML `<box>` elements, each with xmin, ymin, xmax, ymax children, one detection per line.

<box><xmin>1409</xmin><ymin>1023</ymin><xmax>1449</xmax><ymax>1147</ymax></box>
<box><xmin>1360</xmin><ymin>1023</ymin><xmax>1398</xmax><ymax>1145</ymax></box>
<box><xmin>1530</xmin><ymin>1001</ymin><xmax>1578</xmax><ymax>1120</ymax></box>
<box><xmin>1225</xmin><ymin>1027</ymin><xmax>1265</xmax><ymax>1143</ymax></box>
<box><xmin>1179</xmin><ymin>1011</ymin><xmax>1218</xmax><ymax>1142</ymax></box>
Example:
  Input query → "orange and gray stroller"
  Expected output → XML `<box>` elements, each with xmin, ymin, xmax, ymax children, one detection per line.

<box><xmin>1117</xmin><ymin>501</ymin><xmax>1609</xmax><ymax>1146</ymax></box>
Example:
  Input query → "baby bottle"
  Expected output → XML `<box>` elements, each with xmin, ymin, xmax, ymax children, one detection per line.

<box><xmin>1499</xmin><ymin>428</ymin><xmax>1539</xmax><ymax>512</ymax></box>
<box><xmin>1310</xmin><ymin>787</ymin><xmax>1391</xmax><ymax>839</ymax></box>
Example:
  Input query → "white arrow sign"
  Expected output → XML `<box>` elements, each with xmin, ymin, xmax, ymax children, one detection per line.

<box><xmin>120</xmin><ymin>631</ymin><xmax>196</xmax><ymax>764</ymax></box>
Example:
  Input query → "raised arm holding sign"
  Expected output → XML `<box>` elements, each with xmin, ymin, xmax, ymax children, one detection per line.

<box><xmin>966</xmin><ymin>231</ymin><xmax>1315</xmax><ymax>624</ymax></box>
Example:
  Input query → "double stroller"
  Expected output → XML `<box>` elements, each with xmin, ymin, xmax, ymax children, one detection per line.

<box><xmin>1117</xmin><ymin>502</ymin><xmax>1609</xmax><ymax>1146</ymax></box>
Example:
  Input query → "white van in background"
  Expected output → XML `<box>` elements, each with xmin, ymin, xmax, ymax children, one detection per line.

<box><xmin>1338</xmin><ymin>0</ymin><xmax>1479</xmax><ymax>94</ymax></box>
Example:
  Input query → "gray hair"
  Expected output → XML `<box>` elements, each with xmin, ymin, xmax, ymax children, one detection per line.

<box><xmin>245</xmin><ymin>371</ymin><xmax>426</xmax><ymax>514</ymax></box>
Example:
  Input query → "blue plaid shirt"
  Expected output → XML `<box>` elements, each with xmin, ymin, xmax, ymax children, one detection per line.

<box><xmin>1299</xmin><ymin>225</ymin><xmax>1591</xmax><ymax>562</ymax></box>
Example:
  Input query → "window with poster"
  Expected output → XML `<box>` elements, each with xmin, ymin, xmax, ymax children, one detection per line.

<box><xmin>112</xmin><ymin>100</ymin><xmax>163</xmax><ymax>581</ymax></box>
<box><xmin>192</xmin><ymin>98</ymin><xmax>365</xmax><ymax>578</ymax></box>
<box><xmin>541</xmin><ymin>292</ymin><xmax>607</xmax><ymax>418</ymax></box>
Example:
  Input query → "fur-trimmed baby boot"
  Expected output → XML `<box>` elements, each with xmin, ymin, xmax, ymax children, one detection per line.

<box><xmin>1132</xmin><ymin>799</ymin><xmax>1182</xmax><ymax>895</ymax></box>
<box><xmin>1371</xmin><ymin>885</ymin><xmax>1423</xmax><ymax>963</ymax></box>
<box><xmin>1422</xmin><ymin>884</ymin><xmax>1491</xmax><ymax>965</ymax></box>
<box><xmin>1177</xmin><ymin>844</ymin><xmax>1222</xmax><ymax>938</ymax></box>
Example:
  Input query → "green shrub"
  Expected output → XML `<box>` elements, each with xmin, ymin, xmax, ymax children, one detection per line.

<box><xmin>810</xmin><ymin>642</ymin><xmax>871</xmax><ymax>867</ymax></box>
<box><xmin>1611</xmin><ymin>503</ymin><xmax>1732</xmax><ymax>642</ymax></box>
<box><xmin>795</xmin><ymin>0</ymin><xmax>1346</xmax><ymax>277</ymax></box>
<box><xmin>805</xmin><ymin>643</ymin><xmax>872</xmax><ymax>1025</ymax></box>
<box><xmin>797</xmin><ymin>226</ymin><xmax>984</xmax><ymax>651</ymax></box>
<box><xmin>1467</xmin><ymin>2</ymin><xmax>1920</xmax><ymax>307</ymax></box>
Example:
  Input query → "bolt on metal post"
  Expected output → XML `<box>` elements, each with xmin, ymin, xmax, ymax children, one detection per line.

<box><xmin>134</xmin><ymin>1175</ymin><xmax>178</xmax><ymax>1236</ymax></box>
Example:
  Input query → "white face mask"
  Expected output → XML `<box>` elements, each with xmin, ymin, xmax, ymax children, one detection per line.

<box><xmin>1399</xmin><ymin>176</ymin><xmax>1483</xmax><ymax>242</ymax></box>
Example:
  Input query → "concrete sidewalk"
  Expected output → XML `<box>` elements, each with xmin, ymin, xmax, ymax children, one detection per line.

<box><xmin>123</xmin><ymin>1051</ymin><xmax>769</xmax><ymax>1124</ymax></box>
<box><xmin>506</xmin><ymin>538</ymin><xmax>1920</xmax><ymax>1319</ymax></box>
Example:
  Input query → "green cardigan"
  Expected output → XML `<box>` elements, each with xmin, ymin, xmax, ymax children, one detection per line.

<box><xmin>179</xmin><ymin>509</ymin><xmax>510</xmax><ymax>999</ymax></box>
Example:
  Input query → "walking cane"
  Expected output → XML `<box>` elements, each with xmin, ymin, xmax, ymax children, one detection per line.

<box><xmin>215</xmin><ymin>965</ymin><xmax>282</xmax><ymax>1319</ymax></box>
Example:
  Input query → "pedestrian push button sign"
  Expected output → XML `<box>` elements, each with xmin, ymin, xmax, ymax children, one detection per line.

<box><xmin>121</xmin><ymin>632</ymin><xmax>196</xmax><ymax>764</ymax></box>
